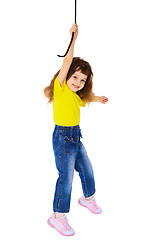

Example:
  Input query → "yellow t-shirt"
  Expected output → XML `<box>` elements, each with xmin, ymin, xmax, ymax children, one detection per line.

<box><xmin>53</xmin><ymin>76</ymin><xmax>86</xmax><ymax>126</ymax></box>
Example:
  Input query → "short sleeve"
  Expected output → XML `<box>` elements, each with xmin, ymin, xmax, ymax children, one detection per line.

<box><xmin>54</xmin><ymin>75</ymin><xmax>66</xmax><ymax>96</ymax></box>
<box><xmin>80</xmin><ymin>99</ymin><xmax>86</xmax><ymax>107</ymax></box>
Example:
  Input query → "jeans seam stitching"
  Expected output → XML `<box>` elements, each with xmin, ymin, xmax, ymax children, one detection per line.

<box><xmin>57</xmin><ymin>141</ymin><xmax>63</xmax><ymax>211</ymax></box>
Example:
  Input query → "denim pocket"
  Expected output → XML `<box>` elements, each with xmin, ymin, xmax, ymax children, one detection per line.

<box><xmin>64</xmin><ymin>135</ymin><xmax>79</xmax><ymax>156</ymax></box>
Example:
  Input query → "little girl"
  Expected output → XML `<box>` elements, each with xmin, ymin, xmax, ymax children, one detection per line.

<box><xmin>44</xmin><ymin>23</ymin><xmax>108</xmax><ymax>236</ymax></box>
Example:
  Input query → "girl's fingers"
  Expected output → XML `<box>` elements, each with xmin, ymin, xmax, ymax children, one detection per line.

<box><xmin>102</xmin><ymin>98</ymin><xmax>108</xmax><ymax>103</ymax></box>
<box><xmin>72</xmin><ymin>23</ymin><xmax>78</xmax><ymax>32</ymax></box>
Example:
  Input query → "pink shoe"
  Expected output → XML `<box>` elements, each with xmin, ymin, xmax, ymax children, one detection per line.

<box><xmin>78</xmin><ymin>196</ymin><xmax>102</xmax><ymax>214</ymax></box>
<box><xmin>47</xmin><ymin>213</ymin><xmax>75</xmax><ymax>236</ymax></box>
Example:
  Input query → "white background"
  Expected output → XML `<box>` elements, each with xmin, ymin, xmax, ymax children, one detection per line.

<box><xmin>0</xmin><ymin>0</ymin><xmax>143</xmax><ymax>239</ymax></box>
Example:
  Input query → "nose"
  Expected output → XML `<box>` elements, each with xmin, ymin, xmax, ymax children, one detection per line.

<box><xmin>76</xmin><ymin>80</ymin><xmax>80</xmax><ymax>87</ymax></box>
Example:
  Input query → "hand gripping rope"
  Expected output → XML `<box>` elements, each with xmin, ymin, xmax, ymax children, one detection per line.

<box><xmin>57</xmin><ymin>0</ymin><xmax>77</xmax><ymax>57</ymax></box>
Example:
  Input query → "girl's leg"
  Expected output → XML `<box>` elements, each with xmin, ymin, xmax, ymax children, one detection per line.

<box><xmin>85</xmin><ymin>195</ymin><xmax>95</xmax><ymax>201</ymax></box>
<box><xmin>53</xmin><ymin>154</ymin><xmax>75</xmax><ymax>213</ymax></box>
<box><xmin>75</xmin><ymin>141</ymin><xmax>102</xmax><ymax>214</ymax></box>
<box><xmin>55</xmin><ymin>212</ymin><xmax>65</xmax><ymax>218</ymax></box>
<box><xmin>52</xmin><ymin>127</ymin><xmax>78</xmax><ymax>213</ymax></box>
<box><xmin>75</xmin><ymin>141</ymin><xmax>96</xmax><ymax>198</ymax></box>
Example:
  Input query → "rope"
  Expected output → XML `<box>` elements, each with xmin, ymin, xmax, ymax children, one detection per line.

<box><xmin>57</xmin><ymin>0</ymin><xmax>77</xmax><ymax>57</ymax></box>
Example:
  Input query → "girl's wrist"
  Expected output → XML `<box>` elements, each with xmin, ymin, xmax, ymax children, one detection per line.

<box><xmin>98</xmin><ymin>96</ymin><xmax>101</xmax><ymax>102</ymax></box>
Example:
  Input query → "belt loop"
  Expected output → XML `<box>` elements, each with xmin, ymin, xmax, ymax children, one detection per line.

<box><xmin>70</xmin><ymin>127</ymin><xmax>73</xmax><ymax>138</ymax></box>
<box><xmin>56</xmin><ymin>125</ymin><xmax>59</xmax><ymax>134</ymax></box>
<box><xmin>79</xmin><ymin>128</ymin><xmax>83</xmax><ymax>139</ymax></box>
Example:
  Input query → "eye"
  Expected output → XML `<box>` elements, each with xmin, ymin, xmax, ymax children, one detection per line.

<box><xmin>81</xmin><ymin>80</ymin><xmax>85</xmax><ymax>82</ymax></box>
<box><xmin>73</xmin><ymin>76</ymin><xmax>77</xmax><ymax>79</ymax></box>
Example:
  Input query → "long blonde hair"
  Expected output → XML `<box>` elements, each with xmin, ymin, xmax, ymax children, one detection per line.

<box><xmin>43</xmin><ymin>57</ymin><xmax>96</xmax><ymax>104</ymax></box>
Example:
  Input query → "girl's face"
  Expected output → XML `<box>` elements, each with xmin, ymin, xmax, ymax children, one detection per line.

<box><xmin>67</xmin><ymin>71</ymin><xmax>87</xmax><ymax>93</ymax></box>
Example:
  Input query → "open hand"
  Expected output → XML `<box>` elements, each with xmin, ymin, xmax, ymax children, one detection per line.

<box><xmin>99</xmin><ymin>96</ymin><xmax>109</xmax><ymax>104</ymax></box>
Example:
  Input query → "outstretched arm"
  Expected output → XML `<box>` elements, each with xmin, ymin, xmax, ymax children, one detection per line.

<box><xmin>58</xmin><ymin>24</ymin><xmax>78</xmax><ymax>87</ymax></box>
<box><xmin>92</xmin><ymin>95</ymin><xmax>109</xmax><ymax>104</ymax></box>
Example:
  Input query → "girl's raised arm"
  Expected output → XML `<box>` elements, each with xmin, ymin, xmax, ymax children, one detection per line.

<box><xmin>58</xmin><ymin>24</ymin><xmax>78</xmax><ymax>87</ymax></box>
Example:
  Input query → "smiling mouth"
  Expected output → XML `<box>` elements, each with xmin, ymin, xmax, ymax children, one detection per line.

<box><xmin>72</xmin><ymin>84</ymin><xmax>79</xmax><ymax>89</ymax></box>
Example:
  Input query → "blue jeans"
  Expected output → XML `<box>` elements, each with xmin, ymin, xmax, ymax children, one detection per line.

<box><xmin>52</xmin><ymin>125</ymin><xmax>96</xmax><ymax>213</ymax></box>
